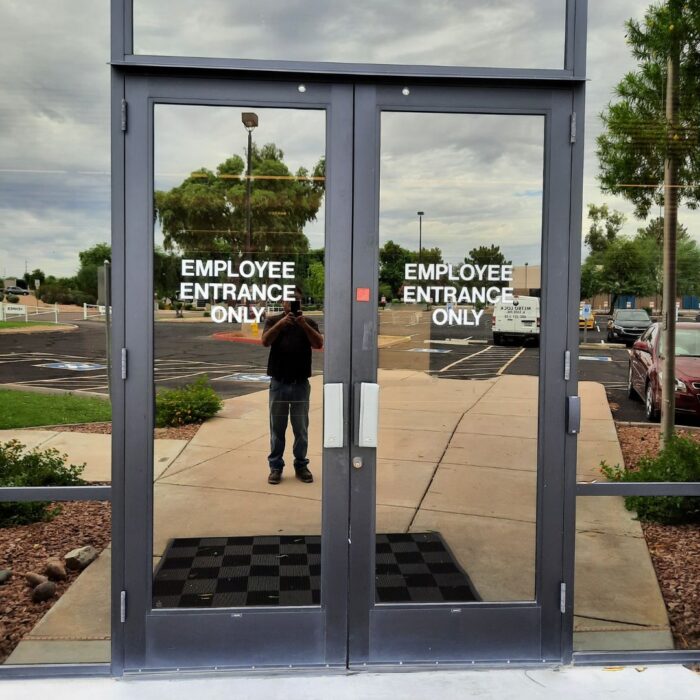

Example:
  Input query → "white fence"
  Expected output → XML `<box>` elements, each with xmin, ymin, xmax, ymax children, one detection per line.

<box><xmin>83</xmin><ymin>303</ymin><xmax>111</xmax><ymax>320</ymax></box>
<box><xmin>0</xmin><ymin>302</ymin><xmax>59</xmax><ymax>323</ymax></box>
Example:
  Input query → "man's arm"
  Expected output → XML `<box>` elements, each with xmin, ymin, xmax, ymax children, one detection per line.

<box><xmin>297</xmin><ymin>316</ymin><xmax>324</xmax><ymax>349</ymax></box>
<box><xmin>261</xmin><ymin>313</ymin><xmax>293</xmax><ymax>347</ymax></box>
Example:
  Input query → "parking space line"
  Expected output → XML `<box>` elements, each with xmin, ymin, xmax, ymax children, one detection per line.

<box><xmin>496</xmin><ymin>347</ymin><xmax>526</xmax><ymax>376</ymax></box>
<box><xmin>438</xmin><ymin>345</ymin><xmax>493</xmax><ymax>373</ymax></box>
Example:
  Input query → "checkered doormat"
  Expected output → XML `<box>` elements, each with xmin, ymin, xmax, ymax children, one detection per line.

<box><xmin>153</xmin><ymin>532</ymin><xmax>480</xmax><ymax>608</ymax></box>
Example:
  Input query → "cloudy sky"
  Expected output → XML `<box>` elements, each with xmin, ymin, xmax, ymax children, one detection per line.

<box><xmin>1</xmin><ymin>1</ymin><xmax>697</xmax><ymax>279</ymax></box>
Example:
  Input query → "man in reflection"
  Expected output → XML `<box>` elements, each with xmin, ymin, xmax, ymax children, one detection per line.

<box><xmin>261</xmin><ymin>286</ymin><xmax>323</xmax><ymax>485</ymax></box>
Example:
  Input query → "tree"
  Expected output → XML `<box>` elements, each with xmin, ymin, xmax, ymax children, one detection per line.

<box><xmin>303</xmin><ymin>260</ymin><xmax>325</xmax><ymax>303</ymax></box>
<box><xmin>596</xmin><ymin>0</ymin><xmax>700</xmax><ymax>442</ymax></box>
<box><xmin>155</xmin><ymin>143</ymin><xmax>324</xmax><ymax>259</ymax></box>
<box><xmin>379</xmin><ymin>240</ymin><xmax>414</xmax><ymax>298</ymax></box>
<box><xmin>597</xmin><ymin>238</ymin><xmax>658</xmax><ymax>309</ymax></box>
<box><xmin>75</xmin><ymin>243</ymin><xmax>111</xmax><ymax>298</ymax></box>
<box><xmin>23</xmin><ymin>268</ymin><xmax>45</xmax><ymax>288</ymax></box>
<box><xmin>154</xmin><ymin>248</ymin><xmax>182</xmax><ymax>301</ymax></box>
<box><xmin>585</xmin><ymin>204</ymin><xmax>626</xmax><ymax>253</ymax></box>
<box><xmin>636</xmin><ymin>216</ymin><xmax>689</xmax><ymax>244</ymax></box>
<box><xmin>464</xmin><ymin>244</ymin><xmax>511</xmax><ymax>268</ymax></box>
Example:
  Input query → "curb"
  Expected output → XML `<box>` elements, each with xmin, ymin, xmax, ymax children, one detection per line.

<box><xmin>0</xmin><ymin>383</ymin><xmax>110</xmax><ymax>400</ymax></box>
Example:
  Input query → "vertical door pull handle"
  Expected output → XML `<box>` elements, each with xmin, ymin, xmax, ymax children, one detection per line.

<box><xmin>567</xmin><ymin>396</ymin><xmax>581</xmax><ymax>435</ymax></box>
<box><xmin>323</xmin><ymin>383</ymin><xmax>344</xmax><ymax>448</ymax></box>
<box><xmin>358</xmin><ymin>382</ymin><xmax>380</xmax><ymax>447</ymax></box>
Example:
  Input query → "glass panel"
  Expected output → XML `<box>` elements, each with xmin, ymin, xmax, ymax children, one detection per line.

<box><xmin>375</xmin><ymin>113</ymin><xmax>544</xmax><ymax>603</ymax></box>
<box><xmin>133</xmin><ymin>0</ymin><xmax>566</xmax><ymax>69</ymax></box>
<box><xmin>575</xmin><ymin>496</ymin><xmax>699</xmax><ymax>651</ymax></box>
<box><xmin>0</xmin><ymin>1</ymin><xmax>112</xmax><ymax>489</ymax></box>
<box><xmin>152</xmin><ymin>106</ymin><xmax>326</xmax><ymax>608</ymax></box>
<box><xmin>577</xmin><ymin>1</ymin><xmax>700</xmax><ymax>481</ymax></box>
<box><xmin>0</xmin><ymin>500</ymin><xmax>111</xmax><ymax>665</ymax></box>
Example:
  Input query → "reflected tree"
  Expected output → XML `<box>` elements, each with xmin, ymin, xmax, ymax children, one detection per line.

<box><xmin>154</xmin><ymin>143</ymin><xmax>325</xmax><ymax>260</ymax></box>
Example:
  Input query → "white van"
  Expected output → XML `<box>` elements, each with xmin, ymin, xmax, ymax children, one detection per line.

<box><xmin>492</xmin><ymin>295</ymin><xmax>540</xmax><ymax>346</ymax></box>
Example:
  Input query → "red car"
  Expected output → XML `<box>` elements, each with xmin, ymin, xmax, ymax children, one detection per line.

<box><xmin>627</xmin><ymin>322</ymin><xmax>700</xmax><ymax>421</ymax></box>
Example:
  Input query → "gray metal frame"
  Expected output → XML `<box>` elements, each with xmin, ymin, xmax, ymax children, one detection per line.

<box><xmin>349</xmin><ymin>84</ymin><xmax>577</xmax><ymax>666</ymax></box>
<box><xmin>122</xmin><ymin>76</ymin><xmax>354</xmax><ymax>671</ymax></box>
<box><xmin>112</xmin><ymin>0</ymin><xmax>588</xmax><ymax>81</ymax></box>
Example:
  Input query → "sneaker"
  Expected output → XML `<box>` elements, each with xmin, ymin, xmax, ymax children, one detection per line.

<box><xmin>268</xmin><ymin>470</ymin><xmax>282</xmax><ymax>485</ymax></box>
<box><xmin>295</xmin><ymin>467</ymin><xmax>314</xmax><ymax>483</ymax></box>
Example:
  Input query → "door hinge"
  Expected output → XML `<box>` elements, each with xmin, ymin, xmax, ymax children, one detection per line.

<box><xmin>560</xmin><ymin>582</ymin><xmax>567</xmax><ymax>614</ymax></box>
<box><xmin>121</xmin><ymin>347</ymin><xmax>128</xmax><ymax>380</ymax></box>
<box><xmin>121</xmin><ymin>99</ymin><xmax>128</xmax><ymax>132</ymax></box>
<box><xmin>570</xmin><ymin>112</ymin><xmax>577</xmax><ymax>143</ymax></box>
<box><xmin>120</xmin><ymin>590</ymin><xmax>127</xmax><ymax>622</ymax></box>
<box><xmin>564</xmin><ymin>350</ymin><xmax>571</xmax><ymax>381</ymax></box>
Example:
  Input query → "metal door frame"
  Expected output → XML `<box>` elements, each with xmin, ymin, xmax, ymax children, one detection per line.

<box><xmin>122</xmin><ymin>75</ymin><xmax>354</xmax><ymax>671</ymax></box>
<box><xmin>119</xmin><ymin>75</ymin><xmax>584</xmax><ymax>672</ymax></box>
<box><xmin>348</xmin><ymin>83</ymin><xmax>580</xmax><ymax>666</ymax></box>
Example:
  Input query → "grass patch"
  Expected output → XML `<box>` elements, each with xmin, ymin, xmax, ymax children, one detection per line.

<box><xmin>0</xmin><ymin>389</ymin><xmax>111</xmax><ymax>429</ymax></box>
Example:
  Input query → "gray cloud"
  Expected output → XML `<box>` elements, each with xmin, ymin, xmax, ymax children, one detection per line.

<box><xmin>134</xmin><ymin>0</ymin><xmax>565</xmax><ymax>69</ymax></box>
<box><xmin>1</xmin><ymin>1</ymin><xmax>698</xmax><ymax>282</ymax></box>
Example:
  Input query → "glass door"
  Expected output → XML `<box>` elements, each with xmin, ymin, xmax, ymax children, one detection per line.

<box><xmin>122</xmin><ymin>77</ymin><xmax>578</xmax><ymax>670</ymax></box>
<box><xmin>122</xmin><ymin>76</ymin><xmax>354</xmax><ymax>670</ymax></box>
<box><xmin>348</xmin><ymin>85</ymin><xmax>575</xmax><ymax>664</ymax></box>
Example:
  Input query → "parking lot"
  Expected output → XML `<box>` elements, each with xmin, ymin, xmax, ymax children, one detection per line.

<box><xmin>0</xmin><ymin>310</ymin><xmax>697</xmax><ymax>426</ymax></box>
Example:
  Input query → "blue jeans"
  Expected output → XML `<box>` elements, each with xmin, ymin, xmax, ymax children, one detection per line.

<box><xmin>268</xmin><ymin>378</ymin><xmax>310</xmax><ymax>472</ymax></box>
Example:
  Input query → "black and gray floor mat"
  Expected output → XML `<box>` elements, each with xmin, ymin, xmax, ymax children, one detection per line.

<box><xmin>153</xmin><ymin>532</ymin><xmax>480</xmax><ymax>608</ymax></box>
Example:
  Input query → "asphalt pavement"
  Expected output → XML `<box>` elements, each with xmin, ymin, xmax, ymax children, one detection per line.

<box><xmin>1</xmin><ymin>312</ymin><xmax>698</xmax><ymax>426</ymax></box>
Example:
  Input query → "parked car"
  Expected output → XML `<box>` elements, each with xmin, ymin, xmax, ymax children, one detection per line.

<box><xmin>3</xmin><ymin>285</ymin><xmax>29</xmax><ymax>296</ymax></box>
<box><xmin>628</xmin><ymin>322</ymin><xmax>700</xmax><ymax>421</ymax></box>
<box><xmin>606</xmin><ymin>308</ymin><xmax>651</xmax><ymax>344</ymax></box>
<box><xmin>492</xmin><ymin>295</ymin><xmax>540</xmax><ymax>346</ymax></box>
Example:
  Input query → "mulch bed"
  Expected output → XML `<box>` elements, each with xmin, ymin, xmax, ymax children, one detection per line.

<box><xmin>28</xmin><ymin>421</ymin><xmax>201</xmax><ymax>441</ymax></box>
<box><xmin>615</xmin><ymin>424</ymin><xmax>700</xmax><ymax>651</ymax></box>
<box><xmin>0</xmin><ymin>501</ymin><xmax>111</xmax><ymax>663</ymax></box>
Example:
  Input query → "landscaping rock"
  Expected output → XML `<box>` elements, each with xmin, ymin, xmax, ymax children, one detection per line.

<box><xmin>25</xmin><ymin>572</ymin><xmax>48</xmax><ymax>588</ymax></box>
<box><xmin>0</xmin><ymin>569</ymin><xmax>11</xmax><ymax>585</ymax></box>
<box><xmin>31</xmin><ymin>581</ymin><xmax>56</xmax><ymax>603</ymax></box>
<box><xmin>64</xmin><ymin>545</ymin><xmax>98</xmax><ymax>571</ymax></box>
<box><xmin>45</xmin><ymin>559</ymin><xmax>67</xmax><ymax>581</ymax></box>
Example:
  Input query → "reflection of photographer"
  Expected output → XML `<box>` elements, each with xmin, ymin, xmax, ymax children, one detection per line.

<box><xmin>261</xmin><ymin>286</ymin><xmax>323</xmax><ymax>485</ymax></box>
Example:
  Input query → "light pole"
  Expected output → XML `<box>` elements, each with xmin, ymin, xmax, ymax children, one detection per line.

<box><xmin>524</xmin><ymin>261</ymin><xmax>529</xmax><ymax>293</ymax></box>
<box><xmin>241</xmin><ymin>112</ymin><xmax>258</xmax><ymax>254</ymax></box>
<box><xmin>417</xmin><ymin>211</ymin><xmax>424</xmax><ymax>265</ymax></box>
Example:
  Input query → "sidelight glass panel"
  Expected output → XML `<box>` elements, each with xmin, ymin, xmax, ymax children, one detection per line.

<box><xmin>151</xmin><ymin>105</ymin><xmax>326</xmax><ymax>608</ymax></box>
<box><xmin>575</xmin><ymin>496</ymin><xmax>699</xmax><ymax>651</ymax></box>
<box><xmin>133</xmin><ymin>0</ymin><xmax>566</xmax><ymax>70</ymax></box>
<box><xmin>375</xmin><ymin>112</ymin><xmax>544</xmax><ymax>603</ymax></box>
<box><xmin>0</xmin><ymin>500</ymin><xmax>111</xmax><ymax>665</ymax></box>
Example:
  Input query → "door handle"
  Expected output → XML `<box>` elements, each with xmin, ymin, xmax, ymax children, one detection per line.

<box><xmin>323</xmin><ymin>383</ymin><xmax>344</xmax><ymax>448</ymax></box>
<box><xmin>358</xmin><ymin>382</ymin><xmax>380</xmax><ymax>447</ymax></box>
<box><xmin>567</xmin><ymin>395</ymin><xmax>581</xmax><ymax>435</ymax></box>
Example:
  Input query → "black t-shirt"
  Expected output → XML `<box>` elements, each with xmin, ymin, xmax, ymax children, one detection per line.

<box><xmin>265</xmin><ymin>313</ymin><xmax>320</xmax><ymax>381</ymax></box>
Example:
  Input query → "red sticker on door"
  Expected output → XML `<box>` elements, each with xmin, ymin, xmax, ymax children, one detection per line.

<box><xmin>356</xmin><ymin>287</ymin><xmax>371</xmax><ymax>302</ymax></box>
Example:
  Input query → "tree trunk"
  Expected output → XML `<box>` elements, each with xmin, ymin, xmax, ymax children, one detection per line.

<box><xmin>660</xmin><ymin>41</ymin><xmax>680</xmax><ymax>447</ymax></box>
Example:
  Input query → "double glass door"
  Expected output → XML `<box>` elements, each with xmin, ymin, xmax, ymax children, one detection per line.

<box><xmin>122</xmin><ymin>76</ymin><xmax>576</xmax><ymax>670</ymax></box>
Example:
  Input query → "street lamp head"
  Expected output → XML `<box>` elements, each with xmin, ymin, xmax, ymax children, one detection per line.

<box><xmin>417</xmin><ymin>211</ymin><xmax>424</xmax><ymax>216</ymax></box>
<box><xmin>241</xmin><ymin>112</ymin><xmax>259</xmax><ymax>131</ymax></box>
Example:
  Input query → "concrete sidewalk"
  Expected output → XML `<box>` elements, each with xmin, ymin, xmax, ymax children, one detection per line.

<box><xmin>1</xmin><ymin>665</ymin><xmax>699</xmax><ymax>698</ymax></box>
<box><xmin>2</xmin><ymin>372</ymin><xmax>673</xmax><ymax>665</ymax></box>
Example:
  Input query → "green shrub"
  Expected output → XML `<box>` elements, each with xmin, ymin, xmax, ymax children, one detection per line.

<box><xmin>600</xmin><ymin>436</ymin><xmax>700</xmax><ymax>524</ymax></box>
<box><xmin>0</xmin><ymin>440</ymin><xmax>85</xmax><ymax>527</ymax></box>
<box><xmin>155</xmin><ymin>376</ymin><xmax>223</xmax><ymax>427</ymax></box>
<box><xmin>203</xmin><ymin>311</ymin><xmax>210</xmax><ymax>317</ymax></box>
<box><xmin>6</xmin><ymin>294</ymin><xmax>19</xmax><ymax>303</ymax></box>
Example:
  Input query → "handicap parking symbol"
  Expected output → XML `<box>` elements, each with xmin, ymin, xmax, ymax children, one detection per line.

<box><xmin>36</xmin><ymin>362</ymin><xmax>107</xmax><ymax>371</ymax></box>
